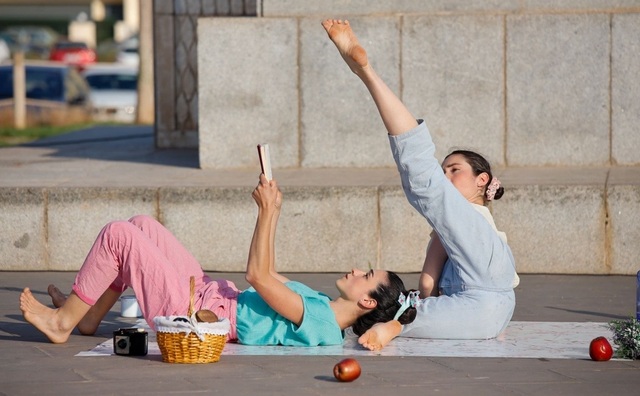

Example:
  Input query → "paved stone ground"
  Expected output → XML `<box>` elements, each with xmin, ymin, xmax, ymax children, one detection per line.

<box><xmin>1</xmin><ymin>272</ymin><xmax>639</xmax><ymax>395</ymax></box>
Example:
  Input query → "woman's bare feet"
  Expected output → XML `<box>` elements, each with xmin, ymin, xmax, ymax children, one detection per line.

<box><xmin>321</xmin><ymin>19</ymin><xmax>369</xmax><ymax>74</ymax></box>
<box><xmin>48</xmin><ymin>284</ymin><xmax>67</xmax><ymax>308</ymax></box>
<box><xmin>357</xmin><ymin>320</ymin><xmax>403</xmax><ymax>351</ymax></box>
<box><xmin>20</xmin><ymin>287</ymin><xmax>73</xmax><ymax>343</ymax></box>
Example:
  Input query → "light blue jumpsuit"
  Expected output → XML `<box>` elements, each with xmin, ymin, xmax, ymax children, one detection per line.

<box><xmin>389</xmin><ymin>120</ymin><xmax>516</xmax><ymax>339</ymax></box>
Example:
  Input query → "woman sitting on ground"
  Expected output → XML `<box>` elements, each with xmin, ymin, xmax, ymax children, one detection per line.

<box><xmin>322</xmin><ymin>18</ymin><xmax>518</xmax><ymax>350</ymax></box>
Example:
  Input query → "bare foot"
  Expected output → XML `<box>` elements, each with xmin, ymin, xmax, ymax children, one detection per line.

<box><xmin>321</xmin><ymin>19</ymin><xmax>369</xmax><ymax>74</ymax></box>
<box><xmin>20</xmin><ymin>288</ymin><xmax>73</xmax><ymax>343</ymax></box>
<box><xmin>357</xmin><ymin>320</ymin><xmax>402</xmax><ymax>351</ymax></box>
<box><xmin>48</xmin><ymin>284</ymin><xmax>67</xmax><ymax>308</ymax></box>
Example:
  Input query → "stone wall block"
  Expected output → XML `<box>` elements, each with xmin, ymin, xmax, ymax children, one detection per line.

<box><xmin>300</xmin><ymin>16</ymin><xmax>399</xmax><ymax>168</ymax></box>
<box><xmin>403</xmin><ymin>14</ymin><xmax>505</xmax><ymax>165</ymax></box>
<box><xmin>492</xmin><ymin>185</ymin><xmax>606</xmax><ymax>274</ymax></box>
<box><xmin>611</xmin><ymin>13</ymin><xmax>640</xmax><ymax>165</ymax></box>
<box><xmin>506</xmin><ymin>14</ymin><xmax>610</xmax><ymax>166</ymax></box>
<box><xmin>0</xmin><ymin>188</ymin><xmax>46</xmax><ymax>270</ymax></box>
<box><xmin>607</xmin><ymin>185</ymin><xmax>640</xmax><ymax>274</ymax></box>
<box><xmin>607</xmin><ymin>166</ymin><xmax>640</xmax><ymax>275</ymax></box>
<box><xmin>198</xmin><ymin>18</ymin><xmax>299</xmax><ymax>169</ymax></box>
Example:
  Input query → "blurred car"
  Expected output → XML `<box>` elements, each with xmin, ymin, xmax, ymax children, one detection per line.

<box><xmin>0</xmin><ymin>61</ymin><xmax>93</xmax><ymax>126</ymax></box>
<box><xmin>116</xmin><ymin>34</ymin><xmax>139</xmax><ymax>67</ymax></box>
<box><xmin>82</xmin><ymin>63</ymin><xmax>137</xmax><ymax>123</ymax></box>
<box><xmin>49</xmin><ymin>41</ymin><xmax>96</xmax><ymax>70</ymax></box>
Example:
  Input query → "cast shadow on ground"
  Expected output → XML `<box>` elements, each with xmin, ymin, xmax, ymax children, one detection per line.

<box><xmin>1</xmin><ymin>314</ymin><xmax>142</xmax><ymax>343</ymax></box>
<box><xmin>23</xmin><ymin>125</ymin><xmax>199</xmax><ymax>168</ymax></box>
<box><xmin>545</xmin><ymin>306</ymin><xmax>628</xmax><ymax>320</ymax></box>
<box><xmin>2</xmin><ymin>286</ymin><xmax>49</xmax><ymax>295</ymax></box>
<box><xmin>314</xmin><ymin>375</ymin><xmax>340</xmax><ymax>382</ymax></box>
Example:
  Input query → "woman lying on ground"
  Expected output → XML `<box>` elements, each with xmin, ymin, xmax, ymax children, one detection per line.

<box><xmin>20</xmin><ymin>174</ymin><xmax>416</xmax><ymax>346</ymax></box>
<box><xmin>322</xmin><ymin>18</ymin><xmax>518</xmax><ymax>350</ymax></box>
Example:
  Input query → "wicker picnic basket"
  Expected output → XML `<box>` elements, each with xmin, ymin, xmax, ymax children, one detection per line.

<box><xmin>154</xmin><ymin>276</ymin><xmax>229</xmax><ymax>363</ymax></box>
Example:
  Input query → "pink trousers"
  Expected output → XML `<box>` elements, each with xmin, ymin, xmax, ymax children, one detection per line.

<box><xmin>72</xmin><ymin>215</ymin><xmax>239</xmax><ymax>339</ymax></box>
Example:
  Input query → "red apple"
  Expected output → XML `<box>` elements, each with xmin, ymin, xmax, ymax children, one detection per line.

<box><xmin>333</xmin><ymin>358</ymin><xmax>361</xmax><ymax>382</ymax></box>
<box><xmin>589</xmin><ymin>336</ymin><xmax>613</xmax><ymax>361</ymax></box>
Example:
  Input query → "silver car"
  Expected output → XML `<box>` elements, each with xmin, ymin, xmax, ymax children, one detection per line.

<box><xmin>82</xmin><ymin>63</ymin><xmax>138</xmax><ymax>123</ymax></box>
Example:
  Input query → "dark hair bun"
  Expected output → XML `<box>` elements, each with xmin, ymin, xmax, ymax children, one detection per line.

<box><xmin>493</xmin><ymin>186</ymin><xmax>504</xmax><ymax>200</ymax></box>
<box><xmin>396</xmin><ymin>289</ymin><xmax>418</xmax><ymax>325</ymax></box>
<box><xmin>396</xmin><ymin>306</ymin><xmax>417</xmax><ymax>324</ymax></box>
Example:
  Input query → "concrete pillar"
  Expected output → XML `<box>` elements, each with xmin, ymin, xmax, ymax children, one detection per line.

<box><xmin>12</xmin><ymin>52</ymin><xmax>25</xmax><ymax>130</ymax></box>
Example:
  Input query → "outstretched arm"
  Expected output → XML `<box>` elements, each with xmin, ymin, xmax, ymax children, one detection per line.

<box><xmin>246</xmin><ymin>175</ymin><xmax>302</xmax><ymax>325</ymax></box>
<box><xmin>268</xmin><ymin>200</ymin><xmax>290</xmax><ymax>283</ymax></box>
<box><xmin>322</xmin><ymin>19</ymin><xmax>417</xmax><ymax>136</ymax></box>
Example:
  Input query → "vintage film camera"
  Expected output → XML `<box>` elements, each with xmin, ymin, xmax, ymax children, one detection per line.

<box><xmin>113</xmin><ymin>328</ymin><xmax>148</xmax><ymax>356</ymax></box>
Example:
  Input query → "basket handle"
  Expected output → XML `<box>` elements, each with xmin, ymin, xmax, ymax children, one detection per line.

<box><xmin>188</xmin><ymin>276</ymin><xmax>195</xmax><ymax>317</ymax></box>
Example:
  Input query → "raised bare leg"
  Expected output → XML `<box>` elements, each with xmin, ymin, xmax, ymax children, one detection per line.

<box><xmin>321</xmin><ymin>18</ymin><xmax>417</xmax><ymax>136</ymax></box>
<box><xmin>20</xmin><ymin>288</ymin><xmax>91</xmax><ymax>343</ymax></box>
<box><xmin>76</xmin><ymin>288</ymin><xmax>121</xmax><ymax>335</ymax></box>
<box><xmin>48</xmin><ymin>284</ymin><xmax>121</xmax><ymax>335</ymax></box>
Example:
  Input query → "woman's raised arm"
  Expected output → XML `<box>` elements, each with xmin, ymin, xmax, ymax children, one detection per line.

<box><xmin>245</xmin><ymin>175</ymin><xmax>303</xmax><ymax>325</ymax></box>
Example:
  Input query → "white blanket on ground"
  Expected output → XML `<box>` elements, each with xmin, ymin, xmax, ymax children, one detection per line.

<box><xmin>76</xmin><ymin>321</ymin><xmax>612</xmax><ymax>360</ymax></box>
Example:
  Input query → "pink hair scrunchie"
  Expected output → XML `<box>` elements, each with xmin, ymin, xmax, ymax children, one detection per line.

<box><xmin>485</xmin><ymin>177</ymin><xmax>501</xmax><ymax>201</ymax></box>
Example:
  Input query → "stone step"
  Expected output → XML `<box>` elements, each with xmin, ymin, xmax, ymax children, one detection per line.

<box><xmin>2</xmin><ymin>166</ymin><xmax>638</xmax><ymax>275</ymax></box>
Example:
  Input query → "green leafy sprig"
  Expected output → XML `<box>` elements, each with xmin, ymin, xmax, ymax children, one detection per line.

<box><xmin>608</xmin><ymin>317</ymin><xmax>640</xmax><ymax>360</ymax></box>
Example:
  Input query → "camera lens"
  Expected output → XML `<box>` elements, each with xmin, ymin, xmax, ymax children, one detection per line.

<box><xmin>117</xmin><ymin>339</ymin><xmax>128</xmax><ymax>349</ymax></box>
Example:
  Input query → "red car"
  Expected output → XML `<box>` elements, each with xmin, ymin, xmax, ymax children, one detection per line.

<box><xmin>49</xmin><ymin>41</ymin><xmax>96</xmax><ymax>70</ymax></box>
